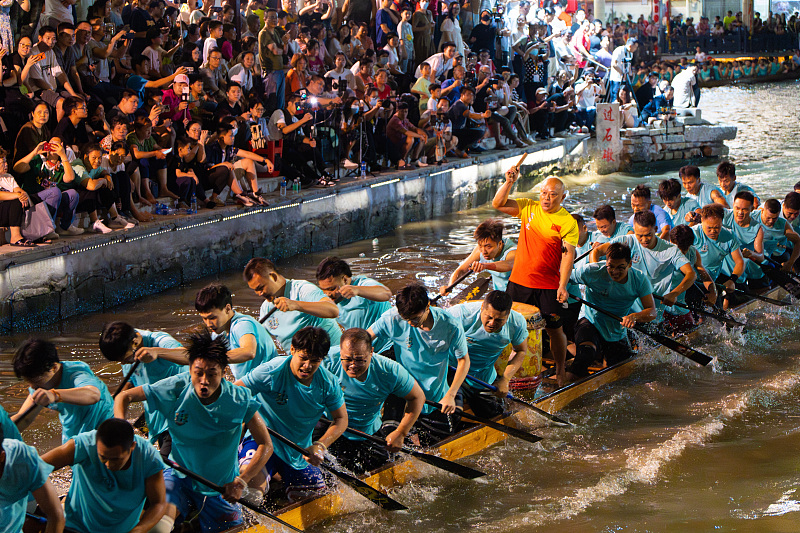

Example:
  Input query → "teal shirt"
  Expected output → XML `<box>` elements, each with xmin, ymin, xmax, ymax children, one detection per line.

<box><xmin>122</xmin><ymin>329</ymin><xmax>185</xmax><ymax>443</ymax></box>
<box><xmin>722</xmin><ymin>210</ymin><xmax>764</xmax><ymax>280</ymax></box>
<box><xmin>370</xmin><ymin>306</ymin><xmax>468</xmax><ymax>414</ymax></box>
<box><xmin>259</xmin><ymin>279</ymin><xmax>343</xmax><ymax>352</ymax></box>
<box><xmin>665</xmin><ymin>197</ymin><xmax>700</xmax><ymax>226</ymax></box>
<box><xmin>29</xmin><ymin>361</ymin><xmax>114</xmax><ymax>444</ymax></box>
<box><xmin>687</xmin><ymin>182</ymin><xmax>724</xmax><ymax>208</ymax></box>
<box><xmin>65</xmin><ymin>431</ymin><xmax>164</xmax><ymax>533</ymax></box>
<box><xmin>692</xmin><ymin>225</ymin><xmax>741</xmax><ymax>280</ymax></box>
<box><xmin>335</xmin><ymin>275</ymin><xmax>392</xmax><ymax>353</ymax></box>
<box><xmin>224</xmin><ymin>312</ymin><xmax>279</xmax><ymax>380</ymax></box>
<box><xmin>591</xmin><ymin>221</ymin><xmax>632</xmax><ymax>245</ymax></box>
<box><xmin>480</xmin><ymin>238</ymin><xmax>516</xmax><ymax>291</ymax></box>
<box><xmin>754</xmin><ymin>210</ymin><xmax>789</xmax><ymax>257</ymax></box>
<box><xmin>240</xmin><ymin>356</ymin><xmax>344</xmax><ymax>470</ymax></box>
<box><xmin>0</xmin><ymin>405</ymin><xmax>22</xmax><ymax>443</ymax></box>
<box><xmin>0</xmin><ymin>440</ymin><xmax>53</xmax><ymax>533</ymax></box>
<box><xmin>567</xmin><ymin>238</ymin><xmax>593</xmax><ymax>303</ymax></box>
<box><xmin>323</xmin><ymin>350</ymin><xmax>416</xmax><ymax>436</ymax></box>
<box><xmin>142</xmin><ymin>373</ymin><xmax>259</xmax><ymax>494</ymax></box>
<box><xmin>570</xmin><ymin>262</ymin><xmax>653</xmax><ymax>342</ymax></box>
<box><xmin>723</xmin><ymin>182</ymin><xmax>760</xmax><ymax>208</ymax></box>
<box><xmin>446</xmin><ymin>301</ymin><xmax>528</xmax><ymax>384</ymax></box>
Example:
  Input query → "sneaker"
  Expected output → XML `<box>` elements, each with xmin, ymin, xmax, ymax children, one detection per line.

<box><xmin>415</xmin><ymin>159</ymin><xmax>429</xmax><ymax>167</ymax></box>
<box><xmin>91</xmin><ymin>219</ymin><xmax>113</xmax><ymax>234</ymax></box>
<box><xmin>56</xmin><ymin>224</ymin><xmax>85</xmax><ymax>236</ymax></box>
<box><xmin>115</xmin><ymin>216</ymin><xmax>136</xmax><ymax>229</ymax></box>
<box><xmin>43</xmin><ymin>231</ymin><xmax>60</xmax><ymax>240</ymax></box>
<box><xmin>342</xmin><ymin>158</ymin><xmax>359</xmax><ymax>169</ymax></box>
<box><xmin>106</xmin><ymin>217</ymin><xmax>126</xmax><ymax>228</ymax></box>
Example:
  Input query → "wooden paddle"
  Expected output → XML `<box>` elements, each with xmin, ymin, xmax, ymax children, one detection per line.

<box><xmin>572</xmin><ymin>296</ymin><xmax>713</xmax><ymax>366</ymax></box>
<box><xmin>431</xmin><ymin>269</ymin><xmax>474</xmax><ymax>305</ymax></box>
<box><xmin>259</xmin><ymin>306</ymin><xmax>279</xmax><ymax>324</ymax></box>
<box><xmin>319</xmin><ymin>417</ymin><xmax>486</xmax><ymax>480</ymax></box>
<box><xmin>716</xmin><ymin>283</ymin><xmax>790</xmax><ymax>306</ymax></box>
<box><xmin>757</xmin><ymin>260</ymin><xmax>800</xmax><ymax>298</ymax></box>
<box><xmin>163</xmin><ymin>458</ymin><xmax>304</xmax><ymax>532</ymax></box>
<box><xmin>652</xmin><ymin>295</ymin><xmax>746</xmax><ymax>329</ymax></box>
<box><xmin>424</xmin><ymin>400</ymin><xmax>543</xmax><ymax>444</ymax></box>
<box><xmin>266</xmin><ymin>428</ymin><xmax>408</xmax><ymax>511</ymax></box>
<box><xmin>453</xmin><ymin>368</ymin><xmax>572</xmax><ymax>426</ymax></box>
<box><xmin>112</xmin><ymin>360</ymin><xmax>140</xmax><ymax>398</ymax></box>
<box><xmin>512</xmin><ymin>152</ymin><xmax>529</xmax><ymax>171</ymax></box>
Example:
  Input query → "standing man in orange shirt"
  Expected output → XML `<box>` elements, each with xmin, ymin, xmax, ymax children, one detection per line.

<box><xmin>492</xmin><ymin>170</ymin><xmax>579</xmax><ymax>387</ymax></box>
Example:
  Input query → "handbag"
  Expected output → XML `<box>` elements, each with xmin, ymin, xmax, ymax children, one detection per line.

<box><xmin>22</xmin><ymin>200</ymin><xmax>56</xmax><ymax>241</ymax></box>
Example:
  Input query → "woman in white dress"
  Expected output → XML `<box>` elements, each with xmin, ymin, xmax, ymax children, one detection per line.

<box><xmin>439</xmin><ymin>1</ymin><xmax>466</xmax><ymax>57</ymax></box>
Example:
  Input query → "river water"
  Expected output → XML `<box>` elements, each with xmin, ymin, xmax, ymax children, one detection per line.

<box><xmin>2</xmin><ymin>81</ymin><xmax>799</xmax><ymax>532</ymax></box>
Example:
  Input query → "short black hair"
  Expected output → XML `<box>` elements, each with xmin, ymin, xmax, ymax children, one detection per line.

<box><xmin>186</xmin><ymin>329</ymin><xmax>228</xmax><ymax>368</ymax></box>
<box><xmin>669</xmin><ymin>224</ymin><xmax>695</xmax><ymax>252</ymax></box>
<box><xmin>340</xmin><ymin>328</ymin><xmax>372</xmax><ymax>351</ymax></box>
<box><xmin>716</xmin><ymin>160</ymin><xmax>735</xmax><ymax>178</ymax></box>
<box><xmin>593</xmin><ymin>204</ymin><xmax>616</xmax><ymax>222</ymax></box>
<box><xmin>733</xmin><ymin>191</ymin><xmax>754</xmax><ymax>205</ymax></box>
<box><xmin>474</xmin><ymin>219</ymin><xmax>504</xmax><ymax>243</ymax></box>
<box><xmin>291</xmin><ymin>327</ymin><xmax>330</xmax><ymax>360</ymax></box>
<box><xmin>784</xmin><ymin>192</ymin><xmax>800</xmax><ymax>211</ymax></box>
<box><xmin>63</xmin><ymin>96</ymin><xmax>85</xmax><ymax>117</ymax></box>
<box><xmin>99</xmin><ymin>321</ymin><xmax>137</xmax><ymax>362</ymax></box>
<box><xmin>764</xmin><ymin>198</ymin><xmax>781</xmax><ymax>214</ymax></box>
<box><xmin>13</xmin><ymin>339</ymin><xmax>60</xmax><ymax>380</ymax></box>
<box><xmin>658</xmin><ymin>178</ymin><xmax>682</xmax><ymax>200</ymax></box>
<box><xmin>484</xmin><ymin>290</ymin><xmax>513</xmax><ymax>313</ymax></box>
<box><xmin>396</xmin><ymin>283</ymin><xmax>429</xmax><ymax>318</ymax></box>
<box><xmin>606</xmin><ymin>242</ymin><xmax>632</xmax><ymax>262</ymax></box>
<box><xmin>631</xmin><ymin>184</ymin><xmax>651</xmax><ymax>200</ymax></box>
<box><xmin>243</xmin><ymin>257</ymin><xmax>278</xmax><ymax>282</ymax></box>
<box><xmin>96</xmin><ymin>418</ymin><xmax>135</xmax><ymax>449</ymax></box>
<box><xmin>633</xmin><ymin>210</ymin><xmax>657</xmax><ymax>228</ymax></box>
<box><xmin>39</xmin><ymin>25</ymin><xmax>56</xmax><ymax>37</ymax></box>
<box><xmin>316</xmin><ymin>256</ymin><xmax>352</xmax><ymax>281</ymax></box>
<box><xmin>195</xmin><ymin>283</ymin><xmax>233</xmax><ymax>313</ymax></box>
<box><xmin>701</xmin><ymin>203</ymin><xmax>725</xmax><ymax>220</ymax></box>
<box><xmin>131</xmin><ymin>54</ymin><xmax>150</xmax><ymax>69</ymax></box>
<box><xmin>679</xmin><ymin>164</ymin><xmax>700</xmax><ymax>180</ymax></box>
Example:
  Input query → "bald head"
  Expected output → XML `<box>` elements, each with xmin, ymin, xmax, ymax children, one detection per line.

<box><xmin>540</xmin><ymin>177</ymin><xmax>566</xmax><ymax>213</ymax></box>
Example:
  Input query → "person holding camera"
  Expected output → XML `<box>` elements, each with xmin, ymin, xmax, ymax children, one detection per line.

<box><xmin>420</xmin><ymin>98</ymin><xmax>463</xmax><ymax>163</ymax></box>
<box><xmin>386</xmin><ymin>101</ymin><xmax>431</xmax><ymax>169</ymax></box>
<box><xmin>608</xmin><ymin>37</ymin><xmax>637</xmax><ymax>104</ymax></box>
<box><xmin>325</xmin><ymin>52</ymin><xmax>356</xmax><ymax>89</ymax></box>
<box><xmin>448</xmin><ymin>85</ymin><xmax>490</xmax><ymax>153</ymax></box>
<box><xmin>469</xmin><ymin>11</ymin><xmax>498</xmax><ymax>62</ymax></box>
<box><xmin>441</xmin><ymin>64</ymin><xmax>475</xmax><ymax>106</ymax></box>
<box><xmin>475</xmin><ymin>74</ymin><xmax>527</xmax><ymax>149</ymax></box>
<box><xmin>574</xmin><ymin>70</ymin><xmax>605</xmax><ymax>133</ymax></box>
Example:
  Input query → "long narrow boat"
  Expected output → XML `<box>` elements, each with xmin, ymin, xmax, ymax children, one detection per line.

<box><xmin>233</xmin><ymin>285</ymin><xmax>789</xmax><ymax>533</ymax></box>
<box><xmin>699</xmin><ymin>68</ymin><xmax>800</xmax><ymax>88</ymax></box>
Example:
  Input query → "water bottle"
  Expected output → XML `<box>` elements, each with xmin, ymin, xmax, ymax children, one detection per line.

<box><xmin>360</xmin><ymin>161</ymin><xmax>367</xmax><ymax>179</ymax></box>
<box><xmin>293</xmin><ymin>178</ymin><xmax>300</xmax><ymax>192</ymax></box>
<box><xmin>280</xmin><ymin>177</ymin><xmax>287</xmax><ymax>197</ymax></box>
<box><xmin>190</xmin><ymin>193</ymin><xmax>197</xmax><ymax>214</ymax></box>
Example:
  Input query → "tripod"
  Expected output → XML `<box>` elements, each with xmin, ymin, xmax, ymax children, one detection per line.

<box><xmin>344</xmin><ymin>108</ymin><xmax>376</xmax><ymax>179</ymax></box>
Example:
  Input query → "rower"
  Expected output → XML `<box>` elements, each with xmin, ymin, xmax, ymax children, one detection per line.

<box><xmin>658</xmin><ymin>178</ymin><xmax>700</xmax><ymax>226</ymax></box>
<box><xmin>11</xmin><ymin>339</ymin><xmax>113</xmax><ymax>444</ymax></box>
<box><xmin>592</xmin><ymin>211</ymin><xmax>696</xmax><ymax>334</ymax></box>
<box><xmin>691</xmin><ymin>204</ymin><xmax>745</xmax><ymax>309</ymax></box>
<box><xmin>368</xmin><ymin>283</ymin><xmax>470</xmax><ymax>445</ymax></box>
<box><xmin>1</xmin><ymin>404</ymin><xmax>22</xmax><ymax>442</ymax></box>
<box><xmin>243</xmin><ymin>257</ymin><xmax>342</xmax><ymax>352</ymax></box>
<box><xmin>721</xmin><ymin>191</ymin><xmax>770</xmax><ymax>291</ymax></box>
<box><xmin>781</xmin><ymin>192</ymin><xmax>800</xmax><ymax>248</ymax></box>
<box><xmin>440</xmin><ymin>218</ymin><xmax>517</xmax><ymax>294</ymax></box>
<box><xmin>566</xmin><ymin>242</ymin><xmax>657</xmax><ymax>380</ymax></box>
<box><xmin>234</xmin><ymin>327</ymin><xmax>348</xmax><ymax>502</ymax></box>
<box><xmin>592</xmin><ymin>205</ymin><xmax>633</xmax><ymax>244</ymax></box>
<box><xmin>0</xmin><ymin>426</ymin><xmax>65</xmax><ymax>533</ymax></box>
<box><xmin>41</xmin><ymin>418</ymin><xmax>169</xmax><ymax>533</ymax></box>
<box><xmin>446</xmin><ymin>290</ymin><xmax>529</xmax><ymax>417</ymax></box>
<box><xmin>323</xmin><ymin>328</ymin><xmax>425</xmax><ymax>474</ymax></box>
<box><xmin>670</xmin><ymin>224</ymin><xmax>719</xmax><ymax>310</ymax></box>
<box><xmin>492</xmin><ymin>169</ymin><xmax>579</xmax><ymax>387</ymax></box>
<box><xmin>717</xmin><ymin>161</ymin><xmax>760</xmax><ymax>209</ymax></box>
<box><xmin>628</xmin><ymin>185</ymin><xmax>672</xmax><ymax>239</ymax></box>
<box><xmin>115</xmin><ymin>331</ymin><xmax>272</xmax><ymax>533</ymax></box>
<box><xmin>195</xmin><ymin>283</ymin><xmax>279</xmax><ymax>379</ymax></box>
<box><xmin>315</xmin><ymin>256</ymin><xmax>393</xmax><ymax>354</ymax></box>
<box><xmin>565</xmin><ymin>214</ymin><xmax>591</xmax><ymax>343</ymax></box>
<box><xmin>99</xmin><ymin>321</ymin><xmax>186</xmax><ymax>460</ymax></box>
<box><xmin>757</xmin><ymin>199</ymin><xmax>800</xmax><ymax>271</ymax></box>
<box><xmin>680</xmin><ymin>164</ymin><xmax>728</xmax><ymax>209</ymax></box>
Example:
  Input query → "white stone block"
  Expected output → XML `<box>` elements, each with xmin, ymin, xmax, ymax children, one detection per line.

<box><xmin>684</xmin><ymin>124</ymin><xmax>738</xmax><ymax>143</ymax></box>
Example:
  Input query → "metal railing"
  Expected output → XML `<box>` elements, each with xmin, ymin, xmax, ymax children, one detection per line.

<box><xmin>661</xmin><ymin>27</ymin><xmax>799</xmax><ymax>56</ymax></box>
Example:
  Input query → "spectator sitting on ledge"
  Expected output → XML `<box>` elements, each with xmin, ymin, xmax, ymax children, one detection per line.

<box><xmin>640</xmin><ymin>81</ymin><xmax>674</xmax><ymax>124</ymax></box>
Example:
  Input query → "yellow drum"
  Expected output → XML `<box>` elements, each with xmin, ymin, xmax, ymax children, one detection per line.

<box><xmin>494</xmin><ymin>302</ymin><xmax>543</xmax><ymax>382</ymax></box>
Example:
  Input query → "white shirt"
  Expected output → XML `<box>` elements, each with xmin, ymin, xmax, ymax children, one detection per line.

<box><xmin>415</xmin><ymin>52</ymin><xmax>453</xmax><ymax>80</ymax></box>
<box><xmin>609</xmin><ymin>45</ymin><xmax>630</xmax><ymax>82</ymax></box>
<box><xmin>324</xmin><ymin>68</ymin><xmax>357</xmax><ymax>88</ymax></box>
<box><xmin>672</xmin><ymin>69</ymin><xmax>697</xmax><ymax>108</ymax></box>
<box><xmin>203</xmin><ymin>37</ymin><xmax>219</xmax><ymax>63</ymax></box>
<box><xmin>0</xmin><ymin>174</ymin><xmax>20</xmax><ymax>193</ymax></box>
<box><xmin>575</xmin><ymin>81</ymin><xmax>601</xmax><ymax>109</ymax></box>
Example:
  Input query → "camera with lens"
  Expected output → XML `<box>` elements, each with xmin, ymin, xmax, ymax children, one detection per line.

<box><xmin>325</xmin><ymin>77</ymin><xmax>348</xmax><ymax>97</ymax></box>
<box><xmin>463</xmin><ymin>70</ymin><xmax>476</xmax><ymax>87</ymax></box>
<box><xmin>492</xmin><ymin>5</ymin><xmax>504</xmax><ymax>22</ymax></box>
<box><xmin>104</xmin><ymin>23</ymin><xmax>115</xmax><ymax>35</ymax></box>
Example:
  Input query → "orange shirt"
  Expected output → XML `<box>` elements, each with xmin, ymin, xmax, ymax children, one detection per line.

<box><xmin>509</xmin><ymin>198</ymin><xmax>580</xmax><ymax>290</ymax></box>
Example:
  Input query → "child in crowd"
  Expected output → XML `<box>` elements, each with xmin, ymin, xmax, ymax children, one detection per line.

<box><xmin>72</xmin><ymin>144</ymin><xmax>135</xmax><ymax>231</ymax></box>
<box><xmin>127</xmin><ymin>116</ymin><xmax>172</xmax><ymax>203</ymax></box>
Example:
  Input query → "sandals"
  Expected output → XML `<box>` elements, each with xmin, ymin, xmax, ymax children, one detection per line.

<box><xmin>10</xmin><ymin>239</ymin><xmax>37</xmax><ymax>248</ymax></box>
<box><xmin>247</xmin><ymin>192</ymin><xmax>269</xmax><ymax>206</ymax></box>
<box><xmin>233</xmin><ymin>193</ymin><xmax>256</xmax><ymax>207</ymax></box>
<box><xmin>312</xmin><ymin>179</ymin><xmax>335</xmax><ymax>188</ymax></box>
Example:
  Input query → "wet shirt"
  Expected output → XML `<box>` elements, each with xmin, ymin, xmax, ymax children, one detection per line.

<box><xmin>722</xmin><ymin>210</ymin><xmax>764</xmax><ymax>280</ymax></box>
<box><xmin>240</xmin><ymin>356</ymin><xmax>344</xmax><ymax>470</ymax></box>
<box><xmin>665</xmin><ymin>197</ymin><xmax>700</xmax><ymax>226</ymax></box>
<box><xmin>122</xmin><ymin>330</ymin><xmax>185</xmax><ymax>443</ymax></box>
<box><xmin>223</xmin><ymin>312</ymin><xmax>279</xmax><ymax>380</ymax></box>
<box><xmin>323</xmin><ymin>350</ymin><xmax>415</xmax><ymax>436</ymax></box>
<box><xmin>591</xmin><ymin>221</ymin><xmax>632</xmax><ymax>245</ymax></box>
<box><xmin>258</xmin><ymin>279</ymin><xmax>343</xmax><ymax>352</ymax></box>
<box><xmin>481</xmin><ymin>238</ymin><xmax>516</xmax><ymax>291</ymax></box>
<box><xmin>723</xmin><ymin>182</ymin><xmax>760</xmax><ymax>208</ymax></box>
<box><xmin>754</xmin><ymin>210</ymin><xmax>789</xmax><ymax>257</ymax></box>
<box><xmin>446</xmin><ymin>301</ymin><xmax>528</xmax><ymax>384</ymax></box>
<box><xmin>143</xmin><ymin>373</ymin><xmax>259</xmax><ymax>494</ymax></box>
<box><xmin>570</xmin><ymin>262</ymin><xmax>653</xmax><ymax>342</ymax></box>
<box><xmin>0</xmin><ymin>440</ymin><xmax>53</xmax><ymax>533</ymax></box>
<box><xmin>510</xmin><ymin>198</ymin><xmax>580</xmax><ymax>290</ymax></box>
<box><xmin>0</xmin><ymin>404</ymin><xmax>22</xmax><ymax>442</ymax></box>
<box><xmin>567</xmin><ymin>238</ymin><xmax>593</xmax><ymax>303</ymax></box>
<box><xmin>335</xmin><ymin>275</ymin><xmax>392</xmax><ymax>353</ymax></box>
<box><xmin>691</xmin><ymin>225</ymin><xmax>741</xmax><ymax>280</ymax></box>
<box><xmin>686</xmin><ymin>182</ymin><xmax>724</xmax><ymax>208</ymax></box>
<box><xmin>65</xmin><ymin>431</ymin><xmax>163</xmax><ymax>533</ymax></box>
<box><xmin>370</xmin><ymin>307</ymin><xmax>468</xmax><ymax>414</ymax></box>
<box><xmin>29</xmin><ymin>361</ymin><xmax>114</xmax><ymax>444</ymax></box>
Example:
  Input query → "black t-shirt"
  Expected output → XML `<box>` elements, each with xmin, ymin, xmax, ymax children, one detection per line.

<box><xmin>53</xmin><ymin>117</ymin><xmax>89</xmax><ymax>148</ymax></box>
<box><xmin>214</xmin><ymin>101</ymin><xmax>243</xmax><ymax>118</ymax></box>
<box><xmin>166</xmin><ymin>153</ymin><xmax>192</xmax><ymax>177</ymax></box>
<box><xmin>473</xmin><ymin>85</ymin><xmax>492</xmax><ymax>113</ymax></box>
<box><xmin>448</xmin><ymin>100</ymin><xmax>470</xmax><ymax>130</ymax></box>
<box><xmin>470</xmin><ymin>23</ymin><xmax>497</xmax><ymax>54</ymax></box>
<box><xmin>130</xmin><ymin>7</ymin><xmax>155</xmax><ymax>57</ymax></box>
<box><xmin>347</xmin><ymin>0</ymin><xmax>372</xmax><ymax>23</ymax></box>
<box><xmin>635</xmin><ymin>83</ymin><xmax>657</xmax><ymax>110</ymax></box>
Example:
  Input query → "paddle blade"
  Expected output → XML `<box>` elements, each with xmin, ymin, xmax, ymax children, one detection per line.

<box><xmin>406</xmin><ymin>449</ymin><xmax>486</xmax><ymax>479</ymax></box>
<box><xmin>506</xmin><ymin>395</ymin><xmax>573</xmax><ymax>427</ymax></box>
<box><xmin>636</xmin><ymin>326</ymin><xmax>713</xmax><ymax>366</ymax></box>
<box><xmin>324</xmin><ymin>466</ymin><xmax>408</xmax><ymax>511</ymax></box>
<box><xmin>456</xmin><ymin>409</ymin><xmax>543</xmax><ymax>445</ymax></box>
<box><xmin>761</xmin><ymin>263</ymin><xmax>800</xmax><ymax>299</ymax></box>
<box><xmin>238</xmin><ymin>500</ymin><xmax>304</xmax><ymax>532</ymax></box>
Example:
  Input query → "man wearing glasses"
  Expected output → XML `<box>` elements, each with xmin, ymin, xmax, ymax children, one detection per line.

<box><xmin>53</xmin><ymin>96</ymin><xmax>90</xmax><ymax>153</ymax></box>
<box><xmin>368</xmin><ymin>283</ymin><xmax>470</xmax><ymax>445</ymax></box>
<box><xmin>323</xmin><ymin>328</ymin><xmax>425</xmax><ymax>473</ymax></box>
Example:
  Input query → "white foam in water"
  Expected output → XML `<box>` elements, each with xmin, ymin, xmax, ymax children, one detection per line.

<box><xmin>759</xmin><ymin>489</ymin><xmax>800</xmax><ymax>517</ymax></box>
